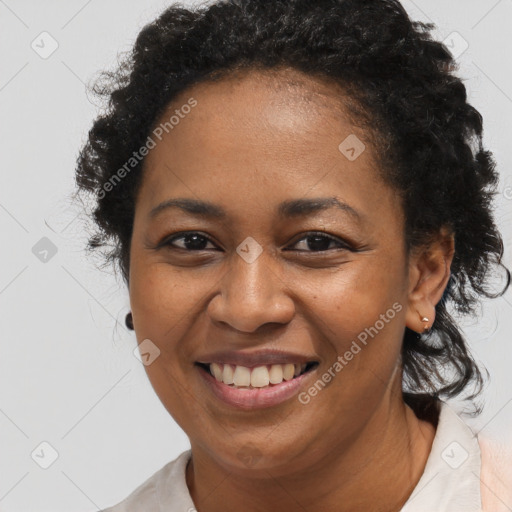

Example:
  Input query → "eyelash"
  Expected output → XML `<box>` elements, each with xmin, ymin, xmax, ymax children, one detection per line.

<box><xmin>159</xmin><ymin>231</ymin><xmax>353</xmax><ymax>253</ymax></box>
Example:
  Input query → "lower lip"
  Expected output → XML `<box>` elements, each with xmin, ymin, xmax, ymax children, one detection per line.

<box><xmin>196</xmin><ymin>365</ymin><xmax>317</xmax><ymax>410</ymax></box>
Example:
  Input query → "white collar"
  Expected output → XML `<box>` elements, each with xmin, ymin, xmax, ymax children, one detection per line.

<box><xmin>401</xmin><ymin>400</ymin><xmax>482</xmax><ymax>511</ymax></box>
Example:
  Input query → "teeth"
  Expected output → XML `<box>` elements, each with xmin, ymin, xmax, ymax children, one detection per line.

<box><xmin>251</xmin><ymin>366</ymin><xmax>270</xmax><ymax>387</ymax></box>
<box><xmin>211</xmin><ymin>363</ymin><xmax>223</xmax><ymax>381</ymax></box>
<box><xmin>283</xmin><ymin>363</ymin><xmax>295</xmax><ymax>381</ymax></box>
<box><xmin>222</xmin><ymin>364</ymin><xmax>234</xmax><ymax>385</ymax></box>
<box><xmin>269</xmin><ymin>364</ymin><xmax>283</xmax><ymax>384</ymax></box>
<box><xmin>208</xmin><ymin>362</ymin><xmax>312</xmax><ymax>388</ymax></box>
<box><xmin>233</xmin><ymin>365</ymin><xmax>251</xmax><ymax>387</ymax></box>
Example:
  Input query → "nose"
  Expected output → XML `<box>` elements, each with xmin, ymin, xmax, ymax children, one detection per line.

<box><xmin>206</xmin><ymin>248</ymin><xmax>295</xmax><ymax>333</ymax></box>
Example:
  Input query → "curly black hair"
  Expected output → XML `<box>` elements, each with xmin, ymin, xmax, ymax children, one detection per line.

<box><xmin>74</xmin><ymin>0</ymin><xmax>510</xmax><ymax>414</ymax></box>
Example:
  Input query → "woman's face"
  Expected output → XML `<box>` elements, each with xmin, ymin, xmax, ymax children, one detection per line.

<box><xmin>129</xmin><ymin>68</ymin><xmax>416</xmax><ymax>474</ymax></box>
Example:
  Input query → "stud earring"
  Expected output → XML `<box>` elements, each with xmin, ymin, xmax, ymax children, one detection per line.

<box><xmin>421</xmin><ymin>316</ymin><xmax>430</xmax><ymax>332</ymax></box>
<box><xmin>125</xmin><ymin>311</ymin><xmax>134</xmax><ymax>330</ymax></box>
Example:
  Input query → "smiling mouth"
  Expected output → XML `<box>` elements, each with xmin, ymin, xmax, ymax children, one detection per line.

<box><xmin>195</xmin><ymin>361</ymin><xmax>319</xmax><ymax>389</ymax></box>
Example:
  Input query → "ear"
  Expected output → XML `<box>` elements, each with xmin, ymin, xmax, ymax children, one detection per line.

<box><xmin>405</xmin><ymin>226</ymin><xmax>455</xmax><ymax>334</ymax></box>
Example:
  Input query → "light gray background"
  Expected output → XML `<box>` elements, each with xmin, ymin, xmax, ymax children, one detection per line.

<box><xmin>1</xmin><ymin>1</ymin><xmax>511</xmax><ymax>510</ymax></box>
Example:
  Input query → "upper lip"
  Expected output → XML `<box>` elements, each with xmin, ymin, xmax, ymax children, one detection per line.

<box><xmin>196</xmin><ymin>349</ymin><xmax>320</xmax><ymax>368</ymax></box>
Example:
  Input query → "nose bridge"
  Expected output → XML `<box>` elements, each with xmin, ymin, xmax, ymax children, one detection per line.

<box><xmin>232</xmin><ymin>242</ymin><xmax>275</xmax><ymax>300</ymax></box>
<box><xmin>208</xmin><ymin>241</ymin><xmax>295</xmax><ymax>332</ymax></box>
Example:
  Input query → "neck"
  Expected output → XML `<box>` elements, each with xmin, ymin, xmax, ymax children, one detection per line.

<box><xmin>186</xmin><ymin>389</ymin><xmax>437</xmax><ymax>512</ymax></box>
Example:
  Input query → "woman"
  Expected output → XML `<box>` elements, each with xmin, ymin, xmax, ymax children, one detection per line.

<box><xmin>75</xmin><ymin>0</ymin><xmax>511</xmax><ymax>510</ymax></box>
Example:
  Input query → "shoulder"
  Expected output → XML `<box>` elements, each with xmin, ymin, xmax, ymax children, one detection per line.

<box><xmin>100</xmin><ymin>450</ymin><xmax>193</xmax><ymax>512</ymax></box>
<box><xmin>479</xmin><ymin>434</ymin><xmax>512</xmax><ymax>512</ymax></box>
<box><xmin>406</xmin><ymin>399</ymin><xmax>512</xmax><ymax>512</ymax></box>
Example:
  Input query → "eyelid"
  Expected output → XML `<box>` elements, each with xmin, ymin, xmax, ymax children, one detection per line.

<box><xmin>159</xmin><ymin>230</ymin><xmax>354</xmax><ymax>252</ymax></box>
<box><xmin>287</xmin><ymin>231</ymin><xmax>351</xmax><ymax>251</ymax></box>
<box><xmin>159</xmin><ymin>231</ymin><xmax>218</xmax><ymax>250</ymax></box>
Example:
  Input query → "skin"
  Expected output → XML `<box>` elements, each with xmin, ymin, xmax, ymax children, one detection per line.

<box><xmin>128</xmin><ymin>67</ymin><xmax>455</xmax><ymax>512</ymax></box>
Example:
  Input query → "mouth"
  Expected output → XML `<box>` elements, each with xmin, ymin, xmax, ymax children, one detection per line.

<box><xmin>195</xmin><ymin>361</ymin><xmax>320</xmax><ymax>389</ymax></box>
<box><xmin>195</xmin><ymin>360</ymin><xmax>320</xmax><ymax>409</ymax></box>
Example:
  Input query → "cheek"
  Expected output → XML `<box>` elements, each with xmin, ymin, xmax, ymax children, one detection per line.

<box><xmin>302</xmin><ymin>257</ymin><xmax>407</xmax><ymax>399</ymax></box>
<box><xmin>129</xmin><ymin>260</ymin><xmax>212</xmax><ymax>339</ymax></box>
<box><xmin>308</xmin><ymin>254</ymin><xmax>406</xmax><ymax>336</ymax></box>
<box><xmin>128</xmin><ymin>259</ymin><xmax>219</xmax><ymax>415</ymax></box>
<box><xmin>128</xmin><ymin>260</ymin><xmax>209</xmax><ymax>428</ymax></box>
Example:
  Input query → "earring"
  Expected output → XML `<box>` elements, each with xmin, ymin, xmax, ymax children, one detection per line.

<box><xmin>125</xmin><ymin>311</ymin><xmax>134</xmax><ymax>330</ymax></box>
<box><xmin>421</xmin><ymin>316</ymin><xmax>430</xmax><ymax>333</ymax></box>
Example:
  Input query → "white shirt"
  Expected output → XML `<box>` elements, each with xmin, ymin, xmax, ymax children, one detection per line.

<box><xmin>100</xmin><ymin>401</ymin><xmax>496</xmax><ymax>511</ymax></box>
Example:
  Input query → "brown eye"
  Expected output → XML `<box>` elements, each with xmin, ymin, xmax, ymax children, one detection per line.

<box><xmin>288</xmin><ymin>232</ymin><xmax>352</xmax><ymax>252</ymax></box>
<box><xmin>162</xmin><ymin>232</ymin><xmax>218</xmax><ymax>251</ymax></box>
<box><xmin>158</xmin><ymin>231</ymin><xmax>352</xmax><ymax>253</ymax></box>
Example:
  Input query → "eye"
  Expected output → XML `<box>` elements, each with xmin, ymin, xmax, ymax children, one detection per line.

<box><xmin>287</xmin><ymin>232</ymin><xmax>351</xmax><ymax>252</ymax></box>
<box><xmin>160</xmin><ymin>231</ymin><xmax>351</xmax><ymax>253</ymax></box>
<box><xmin>161</xmin><ymin>232</ymin><xmax>218</xmax><ymax>251</ymax></box>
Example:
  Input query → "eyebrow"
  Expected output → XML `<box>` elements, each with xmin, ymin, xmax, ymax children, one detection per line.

<box><xmin>149</xmin><ymin>197</ymin><xmax>362</xmax><ymax>221</ymax></box>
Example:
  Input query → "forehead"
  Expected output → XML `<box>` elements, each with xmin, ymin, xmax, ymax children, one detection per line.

<box><xmin>180</xmin><ymin>66</ymin><xmax>360</xmax><ymax>129</ymax></box>
<box><xmin>142</xmin><ymin>68</ymin><xmax>374</xmax><ymax>173</ymax></box>
<box><xmin>135</xmin><ymin>66</ymin><xmax>394</xmax><ymax>226</ymax></box>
